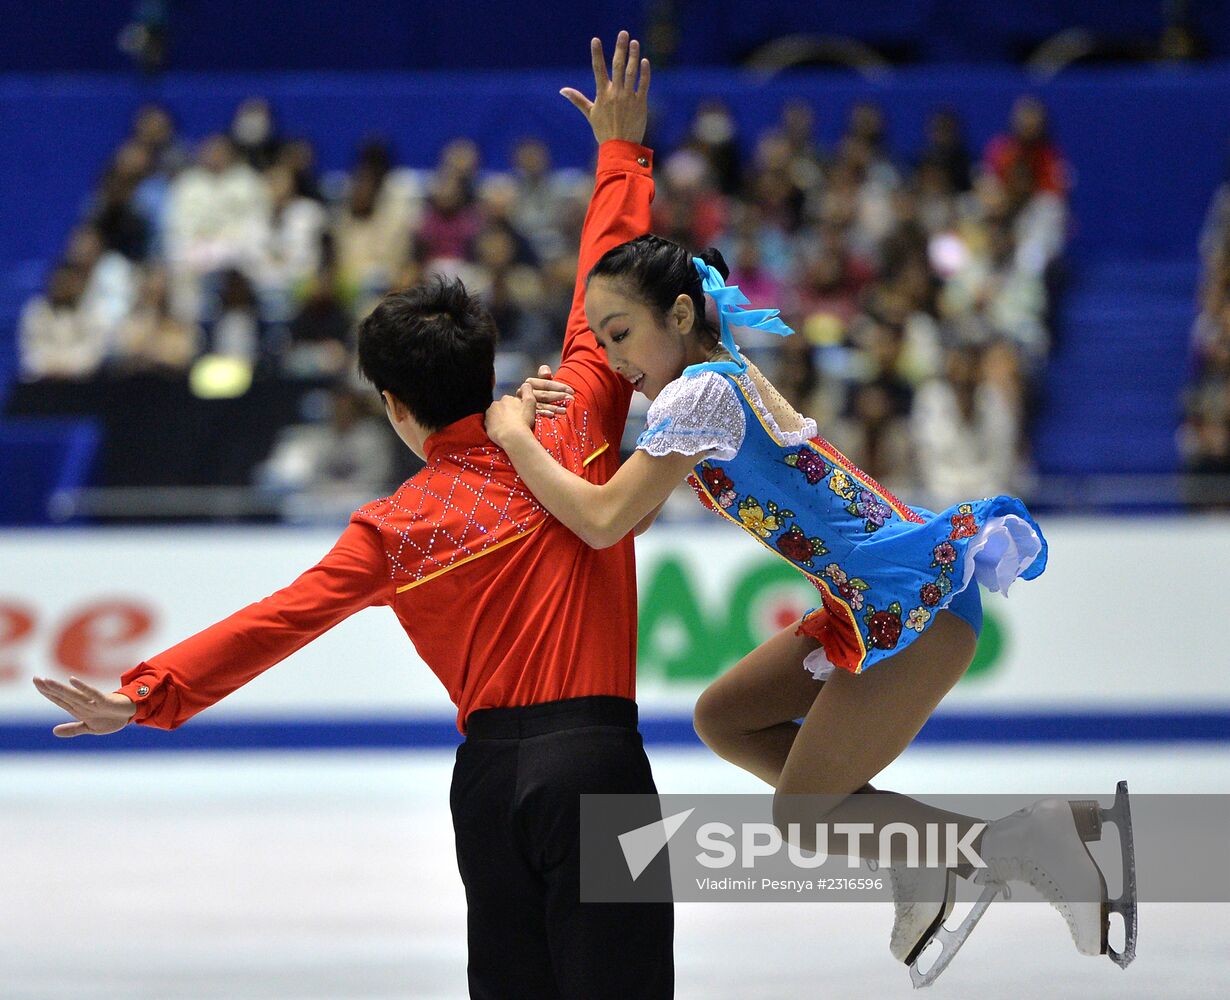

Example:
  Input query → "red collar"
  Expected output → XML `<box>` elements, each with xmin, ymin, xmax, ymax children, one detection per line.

<box><xmin>424</xmin><ymin>413</ymin><xmax>489</xmax><ymax>462</ymax></box>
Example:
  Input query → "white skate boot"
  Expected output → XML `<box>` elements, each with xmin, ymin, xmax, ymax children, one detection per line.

<box><xmin>899</xmin><ymin>782</ymin><xmax>1137</xmax><ymax>988</ymax></box>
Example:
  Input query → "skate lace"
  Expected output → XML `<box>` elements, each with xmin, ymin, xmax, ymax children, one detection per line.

<box><xmin>985</xmin><ymin>858</ymin><xmax>1108</xmax><ymax>942</ymax></box>
<box><xmin>984</xmin><ymin>856</ymin><xmax>1063</xmax><ymax>903</ymax></box>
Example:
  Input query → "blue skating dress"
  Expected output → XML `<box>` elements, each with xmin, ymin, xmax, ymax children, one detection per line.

<box><xmin>636</xmin><ymin>365</ymin><xmax>1048</xmax><ymax>679</ymax></box>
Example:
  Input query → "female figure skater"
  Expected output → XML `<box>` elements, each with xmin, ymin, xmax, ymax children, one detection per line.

<box><xmin>485</xmin><ymin>237</ymin><xmax>1135</xmax><ymax>984</ymax></box>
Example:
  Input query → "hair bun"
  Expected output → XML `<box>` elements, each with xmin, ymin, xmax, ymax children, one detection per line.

<box><xmin>697</xmin><ymin>247</ymin><xmax>730</xmax><ymax>281</ymax></box>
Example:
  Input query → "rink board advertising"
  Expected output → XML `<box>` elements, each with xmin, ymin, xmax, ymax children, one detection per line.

<box><xmin>3</xmin><ymin>520</ymin><xmax>1229</xmax><ymax>746</ymax></box>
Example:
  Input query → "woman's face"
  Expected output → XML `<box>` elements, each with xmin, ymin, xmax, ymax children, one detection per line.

<box><xmin>584</xmin><ymin>276</ymin><xmax>692</xmax><ymax>400</ymax></box>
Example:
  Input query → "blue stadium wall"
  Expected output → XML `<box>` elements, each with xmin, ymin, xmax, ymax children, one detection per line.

<box><xmin>0</xmin><ymin>66</ymin><xmax>1224</xmax><ymax>273</ymax></box>
<box><xmin>5</xmin><ymin>1</ymin><xmax>1230</xmax><ymax>71</ymax></box>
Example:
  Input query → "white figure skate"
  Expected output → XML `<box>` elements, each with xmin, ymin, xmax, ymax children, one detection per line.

<box><xmin>893</xmin><ymin>781</ymin><xmax>1137</xmax><ymax>988</ymax></box>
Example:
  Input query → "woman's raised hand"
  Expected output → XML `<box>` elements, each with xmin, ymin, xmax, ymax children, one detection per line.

<box><xmin>560</xmin><ymin>30</ymin><xmax>651</xmax><ymax>146</ymax></box>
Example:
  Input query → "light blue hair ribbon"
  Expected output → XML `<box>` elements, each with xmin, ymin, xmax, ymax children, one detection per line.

<box><xmin>682</xmin><ymin>256</ymin><xmax>794</xmax><ymax>377</ymax></box>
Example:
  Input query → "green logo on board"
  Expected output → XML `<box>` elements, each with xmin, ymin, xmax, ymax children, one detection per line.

<box><xmin>637</xmin><ymin>557</ymin><xmax>1003</xmax><ymax>684</ymax></box>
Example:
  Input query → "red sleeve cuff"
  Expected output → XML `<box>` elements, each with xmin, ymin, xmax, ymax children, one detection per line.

<box><xmin>596</xmin><ymin>140</ymin><xmax>653</xmax><ymax>175</ymax></box>
<box><xmin>115</xmin><ymin>666</ymin><xmax>161</xmax><ymax>724</ymax></box>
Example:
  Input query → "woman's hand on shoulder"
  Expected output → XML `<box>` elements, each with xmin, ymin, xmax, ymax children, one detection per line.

<box><xmin>485</xmin><ymin>383</ymin><xmax>539</xmax><ymax>450</ymax></box>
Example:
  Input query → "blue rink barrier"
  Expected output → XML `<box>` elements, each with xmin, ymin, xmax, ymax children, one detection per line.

<box><xmin>0</xmin><ymin>417</ymin><xmax>100</xmax><ymax>524</ymax></box>
<box><xmin>2</xmin><ymin>710</ymin><xmax>1229</xmax><ymax>752</ymax></box>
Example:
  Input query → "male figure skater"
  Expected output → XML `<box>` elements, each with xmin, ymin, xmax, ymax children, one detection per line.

<box><xmin>33</xmin><ymin>33</ymin><xmax>671</xmax><ymax>1000</ymax></box>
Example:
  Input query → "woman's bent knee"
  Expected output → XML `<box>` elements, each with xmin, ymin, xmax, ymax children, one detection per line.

<box><xmin>692</xmin><ymin>683</ymin><xmax>734</xmax><ymax>750</ymax></box>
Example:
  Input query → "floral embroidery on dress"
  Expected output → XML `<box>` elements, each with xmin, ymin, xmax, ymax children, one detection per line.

<box><xmin>738</xmin><ymin>496</ymin><xmax>794</xmax><ymax>538</ymax></box>
<box><xmin>828</xmin><ymin>469</ymin><xmax>856</xmax><ymax>501</ymax></box>
<box><xmin>948</xmin><ymin>503</ymin><xmax>979</xmax><ymax>540</ymax></box>
<box><xmin>664</xmin><ymin>367</ymin><xmax>1046</xmax><ymax>678</ymax></box>
<box><xmin>932</xmin><ymin>541</ymin><xmax>958</xmax><ymax>568</ymax></box>
<box><xmin>784</xmin><ymin>447</ymin><xmax>827</xmax><ymax>485</ymax></box>
<box><xmin>787</xmin><ymin>449</ymin><xmax>894</xmax><ymax>535</ymax></box>
<box><xmin>686</xmin><ymin>472</ymin><xmax>720</xmax><ymax>513</ymax></box>
<box><xmin>776</xmin><ymin>523</ymin><xmax>828</xmax><ymax>566</ymax></box>
<box><xmin>916</xmin><ymin>539</ymin><xmax>961</xmax><ymax>608</ymax></box>
<box><xmin>847</xmin><ymin>489</ymin><xmax>892</xmax><ymax>533</ymax></box>
<box><xmin>863</xmin><ymin>601</ymin><xmax>904</xmax><ymax>650</ymax></box>
<box><xmin>824</xmin><ymin>562</ymin><xmax>869</xmax><ymax>610</ymax></box>
<box><xmin>700</xmin><ymin>463</ymin><xmax>737</xmax><ymax>509</ymax></box>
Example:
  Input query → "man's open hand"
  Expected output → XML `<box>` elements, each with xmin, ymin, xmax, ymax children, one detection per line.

<box><xmin>32</xmin><ymin>675</ymin><xmax>136</xmax><ymax>737</ymax></box>
<box><xmin>561</xmin><ymin>30</ymin><xmax>650</xmax><ymax>146</ymax></box>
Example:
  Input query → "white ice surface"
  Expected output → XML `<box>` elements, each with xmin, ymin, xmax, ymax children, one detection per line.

<box><xmin>1</xmin><ymin>745</ymin><xmax>1226</xmax><ymax>999</ymax></box>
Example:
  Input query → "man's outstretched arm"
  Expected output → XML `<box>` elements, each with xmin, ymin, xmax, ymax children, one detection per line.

<box><xmin>33</xmin><ymin>521</ymin><xmax>393</xmax><ymax>733</ymax></box>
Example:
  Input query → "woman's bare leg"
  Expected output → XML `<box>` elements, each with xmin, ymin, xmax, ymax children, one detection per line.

<box><xmin>695</xmin><ymin>610</ymin><xmax>985</xmax><ymax>860</ymax></box>
<box><xmin>773</xmin><ymin>610</ymin><xmax>983</xmax><ymax>859</ymax></box>
<box><xmin>692</xmin><ymin>622</ymin><xmax>823</xmax><ymax>786</ymax></box>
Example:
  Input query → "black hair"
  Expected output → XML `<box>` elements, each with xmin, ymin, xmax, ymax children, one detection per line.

<box><xmin>356</xmin><ymin>276</ymin><xmax>497</xmax><ymax>431</ymax></box>
<box><xmin>587</xmin><ymin>234</ymin><xmax>729</xmax><ymax>342</ymax></box>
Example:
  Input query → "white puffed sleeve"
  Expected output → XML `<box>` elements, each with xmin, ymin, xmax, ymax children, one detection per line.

<box><xmin>635</xmin><ymin>370</ymin><xmax>746</xmax><ymax>461</ymax></box>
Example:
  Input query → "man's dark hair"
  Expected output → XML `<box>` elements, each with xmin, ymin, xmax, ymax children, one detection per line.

<box><xmin>357</xmin><ymin>277</ymin><xmax>498</xmax><ymax>431</ymax></box>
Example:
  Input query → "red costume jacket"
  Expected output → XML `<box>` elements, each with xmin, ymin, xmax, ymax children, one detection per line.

<box><xmin>116</xmin><ymin>141</ymin><xmax>654</xmax><ymax>732</ymax></box>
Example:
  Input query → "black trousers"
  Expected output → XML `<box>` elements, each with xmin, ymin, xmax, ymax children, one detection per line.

<box><xmin>450</xmin><ymin>696</ymin><xmax>674</xmax><ymax>999</ymax></box>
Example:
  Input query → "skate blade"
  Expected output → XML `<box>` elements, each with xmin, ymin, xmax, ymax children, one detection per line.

<box><xmin>902</xmin><ymin>870</ymin><xmax>957</xmax><ymax>968</ymax></box>
<box><xmin>1101</xmin><ymin>780</ymin><xmax>1138</xmax><ymax>969</ymax></box>
<box><xmin>908</xmin><ymin>883</ymin><xmax>1002</xmax><ymax>989</ymax></box>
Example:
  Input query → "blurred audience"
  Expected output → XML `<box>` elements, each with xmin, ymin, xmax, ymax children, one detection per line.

<box><xmin>230</xmin><ymin>97</ymin><xmax>283</xmax><ymax>172</ymax></box>
<box><xmin>919</xmin><ymin>107</ymin><xmax>972</xmax><ymax>195</ymax></box>
<box><xmin>64</xmin><ymin>224</ymin><xmax>137</xmax><ymax>344</ymax></box>
<box><xmin>14</xmin><ymin>94</ymin><xmax>1070</xmax><ymax>515</ymax></box>
<box><xmin>255</xmin><ymin>386</ymin><xmax>397</xmax><ymax>522</ymax></box>
<box><xmin>983</xmin><ymin>96</ymin><xmax>1068</xmax><ymax>198</ymax></box>
<box><xmin>205</xmin><ymin>268</ymin><xmax>264</xmax><ymax>367</ymax></box>
<box><xmin>114</xmin><ymin>267</ymin><xmax>199</xmax><ymax>374</ymax></box>
<box><xmin>1182</xmin><ymin>185</ymin><xmax>1230</xmax><ymax>498</ymax></box>
<box><xmin>165</xmin><ymin>133</ymin><xmax>269</xmax><ymax>320</ymax></box>
<box><xmin>254</xmin><ymin>162</ymin><xmax>328</xmax><ymax>321</ymax></box>
<box><xmin>18</xmin><ymin>265</ymin><xmax>106</xmax><ymax>381</ymax></box>
<box><xmin>283</xmin><ymin>267</ymin><xmax>352</xmax><ymax>378</ymax></box>
<box><xmin>910</xmin><ymin>345</ymin><xmax>1023</xmax><ymax>507</ymax></box>
<box><xmin>334</xmin><ymin>138</ymin><xmax>418</xmax><ymax>305</ymax></box>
